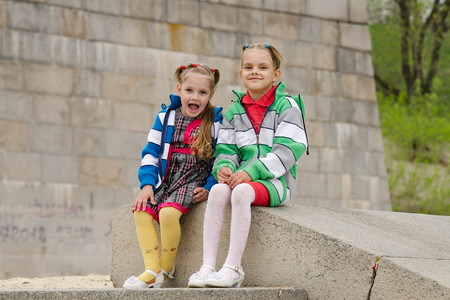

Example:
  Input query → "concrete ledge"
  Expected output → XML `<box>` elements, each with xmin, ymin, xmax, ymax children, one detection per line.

<box><xmin>0</xmin><ymin>287</ymin><xmax>307</xmax><ymax>300</ymax></box>
<box><xmin>111</xmin><ymin>203</ymin><xmax>450</xmax><ymax>299</ymax></box>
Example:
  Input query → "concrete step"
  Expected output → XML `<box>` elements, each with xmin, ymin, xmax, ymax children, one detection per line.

<box><xmin>0</xmin><ymin>287</ymin><xmax>308</xmax><ymax>300</ymax></box>
<box><xmin>112</xmin><ymin>203</ymin><xmax>450</xmax><ymax>299</ymax></box>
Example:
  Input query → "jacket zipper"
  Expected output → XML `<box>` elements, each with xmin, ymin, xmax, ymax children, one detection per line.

<box><xmin>239</xmin><ymin>101</ymin><xmax>272</xmax><ymax>159</ymax></box>
<box><xmin>159</xmin><ymin>105</ymin><xmax>171</xmax><ymax>182</ymax></box>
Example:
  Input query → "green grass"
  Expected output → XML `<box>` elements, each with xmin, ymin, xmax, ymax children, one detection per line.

<box><xmin>385</xmin><ymin>147</ymin><xmax>450</xmax><ymax>215</ymax></box>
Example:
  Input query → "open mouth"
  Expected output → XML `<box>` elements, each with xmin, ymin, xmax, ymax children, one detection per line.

<box><xmin>189</xmin><ymin>103</ymin><xmax>200</xmax><ymax>111</ymax></box>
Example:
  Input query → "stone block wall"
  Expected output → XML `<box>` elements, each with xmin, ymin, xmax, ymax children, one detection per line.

<box><xmin>0</xmin><ymin>0</ymin><xmax>390</xmax><ymax>278</ymax></box>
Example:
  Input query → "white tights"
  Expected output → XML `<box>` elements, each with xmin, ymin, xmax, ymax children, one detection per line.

<box><xmin>202</xmin><ymin>183</ymin><xmax>255</xmax><ymax>279</ymax></box>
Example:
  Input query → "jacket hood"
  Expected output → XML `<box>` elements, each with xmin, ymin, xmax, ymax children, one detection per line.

<box><xmin>167</xmin><ymin>94</ymin><xmax>182</xmax><ymax>109</ymax></box>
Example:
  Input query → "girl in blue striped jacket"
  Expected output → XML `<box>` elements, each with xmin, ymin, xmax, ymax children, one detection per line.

<box><xmin>124</xmin><ymin>63</ymin><xmax>222</xmax><ymax>289</ymax></box>
<box><xmin>189</xmin><ymin>44</ymin><xmax>308</xmax><ymax>288</ymax></box>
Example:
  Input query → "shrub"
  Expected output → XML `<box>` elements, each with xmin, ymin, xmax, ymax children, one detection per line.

<box><xmin>387</xmin><ymin>159</ymin><xmax>450</xmax><ymax>215</ymax></box>
<box><xmin>378</xmin><ymin>90</ymin><xmax>450</xmax><ymax>164</ymax></box>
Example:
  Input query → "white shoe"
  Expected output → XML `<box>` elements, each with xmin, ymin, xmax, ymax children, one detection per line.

<box><xmin>205</xmin><ymin>264</ymin><xmax>244</xmax><ymax>288</ymax></box>
<box><xmin>123</xmin><ymin>269</ymin><xmax>164</xmax><ymax>289</ymax></box>
<box><xmin>188</xmin><ymin>264</ymin><xmax>215</xmax><ymax>288</ymax></box>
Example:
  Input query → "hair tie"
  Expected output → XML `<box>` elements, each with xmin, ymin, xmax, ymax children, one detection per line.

<box><xmin>180</xmin><ymin>65</ymin><xmax>186</xmax><ymax>70</ymax></box>
<box><xmin>210</xmin><ymin>68</ymin><xmax>215</xmax><ymax>73</ymax></box>
<box><xmin>264</xmin><ymin>44</ymin><xmax>269</xmax><ymax>48</ymax></box>
<box><xmin>244</xmin><ymin>44</ymin><xmax>249</xmax><ymax>49</ymax></box>
<box><xmin>192</xmin><ymin>64</ymin><xmax>198</xmax><ymax>68</ymax></box>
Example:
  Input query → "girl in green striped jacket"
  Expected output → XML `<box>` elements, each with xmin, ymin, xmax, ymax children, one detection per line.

<box><xmin>189</xmin><ymin>43</ymin><xmax>308</xmax><ymax>288</ymax></box>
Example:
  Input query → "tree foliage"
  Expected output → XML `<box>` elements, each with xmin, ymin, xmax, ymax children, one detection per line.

<box><xmin>371</xmin><ymin>0</ymin><xmax>450</xmax><ymax>102</ymax></box>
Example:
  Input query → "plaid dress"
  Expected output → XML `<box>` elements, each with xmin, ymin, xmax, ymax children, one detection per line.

<box><xmin>147</xmin><ymin>107</ymin><xmax>212</xmax><ymax>214</ymax></box>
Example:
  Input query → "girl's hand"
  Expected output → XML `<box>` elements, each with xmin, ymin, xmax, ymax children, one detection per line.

<box><xmin>193</xmin><ymin>187</ymin><xmax>209</xmax><ymax>203</ymax></box>
<box><xmin>217</xmin><ymin>167</ymin><xmax>233</xmax><ymax>183</ymax></box>
<box><xmin>132</xmin><ymin>185</ymin><xmax>155</xmax><ymax>211</ymax></box>
<box><xmin>227</xmin><ymin>170</ymin><xmax>252</xmax><ymax>189</ymax></box>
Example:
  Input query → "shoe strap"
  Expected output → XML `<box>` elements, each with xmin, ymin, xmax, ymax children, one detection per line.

<box><xmin>223</xmin><ymin>264</ymin><xmax>244</xmax><ymax>276</ymax></box>
<box><xmin>201</xmin><ymin>264</ymin><xmax>215</xmax><ymax>272</ymax></box>
<box><xmin>161</xmin><ymin>266</ymin><xmax>175</xmax><ymax>279</ymax></box>
<box><xmin>144</xmin><ymin>269</ymin><xmax>159</xmax><ymax>277</ymax></box>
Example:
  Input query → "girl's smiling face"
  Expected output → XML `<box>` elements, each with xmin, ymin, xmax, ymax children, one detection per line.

<box><xmin>177</xmin><ymin>72</ymin><xmax>214</xmax><ymax>118</ymax></box>
<box><xmin>240</xmin><ymin>48</ymin><xmax>281</xmax><ymax>100</ymax></box>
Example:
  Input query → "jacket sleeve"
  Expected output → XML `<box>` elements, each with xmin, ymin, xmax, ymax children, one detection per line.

<box><xmin>203</xmin><ymin>173</ymin><xmax>217</xmax><ymax>191</ymax></box>
<box><xmin>138</xmin><ymin>111</ymin><xmax>165</xmax><ymax>189</ymax></box>
<box><xmin>212</xmin><ymin>114</ymin><xmax>241</xmax><ymax>177</ymax></box>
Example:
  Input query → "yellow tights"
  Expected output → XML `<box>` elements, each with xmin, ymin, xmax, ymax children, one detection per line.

<box><xmin>134</xmin><ymin>207</ymin><xmax>182</xmax><ymax>283</ymax></box>
<box><xmin>159</xmin><ymin>206</ymin><xmax>183</xmax><ymax>273</ymax></box>
<box><xmin>134</xmin><ymin>211</ymin><xmax>159</xmax><ymax>284</ymax></box>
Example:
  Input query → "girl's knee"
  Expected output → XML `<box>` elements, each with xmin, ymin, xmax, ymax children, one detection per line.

<box><xmin>231</xmin><ymin>183</ymin><xmax>255</xmax><ymax>206</ymax></box>
<box><xmin>209</xmin><ymin>183</ymin><xmax>231</xmax><ymax>195</ymax></box>
<box><xmin>207</xmin><ymin>183</ymin><xmax>231</xmax><ymax>206</ymax></box>
<box><xmin>133</xmin><ymin>210</ymin><xmax>153</xmax><ymax>225</ymax></box>
<box><xmin>159</xmin><ymin>206</ymin><xmax>182</xmax><ymax>224</ymax></box>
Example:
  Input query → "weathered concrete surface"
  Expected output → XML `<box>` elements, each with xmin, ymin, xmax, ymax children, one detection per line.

<box><xmin>111</xmin><ymin>203</ymin><xmax>450</xmax><ymax>300</ymax></box>
<box><xmin>0</xmin><ymin>287</ymin><xmax>307</xmax><ymax>300</ymax></box>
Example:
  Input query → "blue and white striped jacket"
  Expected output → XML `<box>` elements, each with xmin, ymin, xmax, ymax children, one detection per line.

<box><xmin>138</xmin><ymin>94</ymin><xmax>223</xmax><ymax>191</ymax></box>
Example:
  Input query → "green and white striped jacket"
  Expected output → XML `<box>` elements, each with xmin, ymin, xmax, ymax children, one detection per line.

<box><xmin>213</xmin><ymin>82</ymin><xmax>308</xmax><ymax>206</ymax></box>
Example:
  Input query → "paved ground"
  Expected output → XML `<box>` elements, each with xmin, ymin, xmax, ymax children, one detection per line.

<box><xmin>0</xmin><ymin>275</ymin><xmax>113</xmax><ymax>289</ymax></box>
